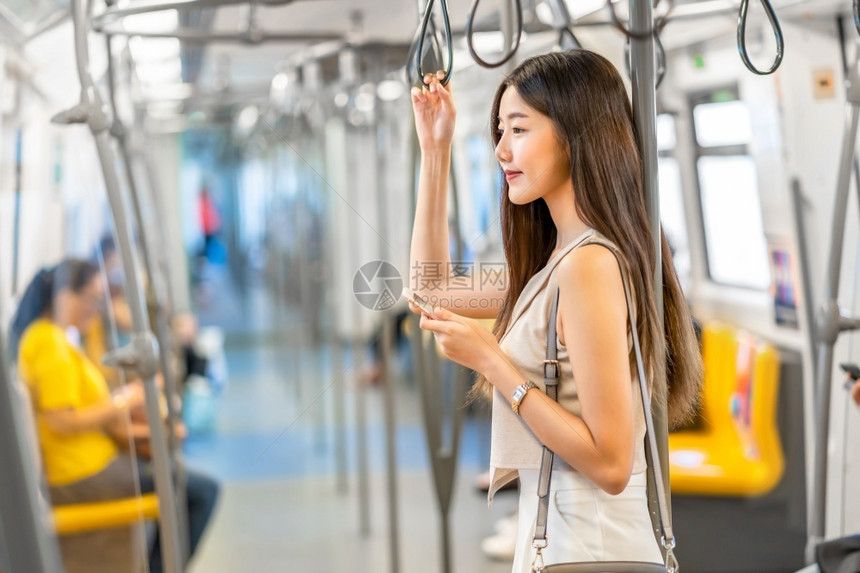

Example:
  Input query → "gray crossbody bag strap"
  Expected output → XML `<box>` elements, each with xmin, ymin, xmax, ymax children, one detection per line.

<box><xmin>531</xmin><ymin>252</ymin><xmax>678</xmax><ymax>573</ymax></box>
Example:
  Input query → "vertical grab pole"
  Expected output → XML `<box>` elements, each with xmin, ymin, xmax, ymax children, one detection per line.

<box><xmin>347</xmin><ymin>129</ymin><xmax>371</xmax><ymax>537</ymax></box>
<box><xmin>806</xmin><ymin>56</ymin><xmax>860</xmax><ymax>564</ymax></box>
<box><xmin>789</xmin><ymin>180</ymin><xmax>818</xmax><ymax>377</ymax></box>
<box><xmin>323</xmin><ymin>134</ymin><xmax>349</xmax><ymax>493</ymax></box>
<box><xmin>56</xmin><ymin>1</ymin><xmax>183</xmax><ymax>571</ymax></box>
<box><xmin>0</xmin><ymin>337</ymin><xmax>63</xmax><ymax>572</ymax></box>
<box><xmin>103</xmin><ymin>29</ymin><xmax>190</xmax><ymax>563</ymax></box>
<box><xmin>11</xmin><ymin>129</ymin><xmax>22</xmax><ymax>297</ymax></box>
<box><xmin>407</xmin><ymin>118</ymin><xmax>468</xmax><ymax>573</ymax></box>
<box><xmin>629</xmin><ymin>0</ymin><xmax>670</xmax><ymax>534</ymax></box>
<box><xmin>374</xmin><ymin>116</ymin><xmax>401</xmax><ymax>573</ymax></box>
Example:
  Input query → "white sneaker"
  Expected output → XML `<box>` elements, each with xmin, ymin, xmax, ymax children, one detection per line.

<box><xmin>481</xmin><ymin>513</ymin><xmax>518</xmax><ymax>561</ymax></box>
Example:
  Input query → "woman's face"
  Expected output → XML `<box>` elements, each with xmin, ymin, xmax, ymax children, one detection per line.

<box><xmin>55</xmin><ymin>276</ymin><xmax>104</xmax><ymax>332</ymax></box>
<box><xmin>494</xmin><ymin>87</ymin><xmax>571</xmax><ymax>206</ymax></box>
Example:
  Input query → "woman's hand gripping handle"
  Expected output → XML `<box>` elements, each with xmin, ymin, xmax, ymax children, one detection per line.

<box><xmin>411</xmin><ymin>70</ymin><xmax>456</xmax><ymax>154</ymax></box>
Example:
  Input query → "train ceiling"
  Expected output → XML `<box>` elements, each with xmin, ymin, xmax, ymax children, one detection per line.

<box><xmin>0</xmin><ymin>0</ymin><xmax>854</xmax><ymax>118</ymax></box>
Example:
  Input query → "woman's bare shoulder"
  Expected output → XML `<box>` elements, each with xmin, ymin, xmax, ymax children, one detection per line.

<box><xmin>556</xmin><ymin>243</ymin><xmax>622</xmax><ymax>292</ymax></box>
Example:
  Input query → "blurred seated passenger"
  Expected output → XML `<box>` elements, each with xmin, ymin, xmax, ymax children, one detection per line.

<box><xmin>9</xmin><ymin>259</ymin><xmax>219</xmax><ymax>573</ymax></box>
<box><xmin>10</xmin><ymin>259</ymin><xmax>147</xmax><ymax>573</ymax></box>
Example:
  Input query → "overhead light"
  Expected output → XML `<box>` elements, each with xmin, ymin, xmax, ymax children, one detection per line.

<box><xmin>563</xmin><ymin>0</ymin><xmax>608</xmax><ymax>19</ymax></box>
<box><xmin>135</xmin><ymin>58</ymin><xmax>183</xmax><ymax>84</ymax></box>
<box><xmin>147</xmin><ymin>100</ymin><xmax>183</xmax><ymax>119</ymax></box>
<box><xmin>271</xmin><ymin>72</ymin><xmax>289</xmax><ymax>92</ymax></box>
<box><xmin>355</xmin><ymin>92</ymin><xmax>375</xmax><ymax>112</ymax></box>
<box><xmin>377</xmin><ymin>80</ymin><xmax>405</xmax><ymax>102</ymax></box>
<box><xmin>355</xmin><ymin>84</ymin><xmax>376</xmax><ymax>112</ymax></box>
<box><xmin>535</xmin><ymin>2</ymin><xmax>555</xmax><ymax>26</ymax></box>
<box><xmin>461</xmin><ymin>32</ymin><xmax>528</xmax><ymax>55</ymax></box>
<box><xmin>141</xmin><ymin>82</ymin><xmax>193</xmax><ymax>101</ymax></box>
<box><xmin>237</xmin><ymin>105</ymin><xmax>259</xmax><ymax>132</ymax></box>
<box><xmin>122</xmin><ymin>9</ymin><xmax>179</xmax><ymax>34</ymax></box>
<box><xmin>129</xmin><ymin>38</ymin><xmax>181</xmax><ymax>63</ymax></box>
<box><xmin>334</xmin><ymin>92</ymin><xmax>350</xmax><ymax>108</ymax></box>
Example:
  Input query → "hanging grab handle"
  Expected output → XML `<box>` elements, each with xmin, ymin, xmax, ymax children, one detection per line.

<box><xmin>557</xmin><ymin>26</ymin><xmax>582</xmax><ymax>51</ymax></box>
<box><xmin>624</xmin><ymin>33</ymin><xmax>667</xmax><ymax>89</ymax></box>
<box><xmin>411</xmin><ymin>0</ymin><xmax>454</xmax><ymax>86</ymax></box>
<box><xmin>465</xmin><ymin>0</ymin><xmax>523</xmax><ymax>68</ymax></box>
<box><xmin>737</xmin><ymin>0</ymin><xmax>784</xmax><ymax>75</ymax></box>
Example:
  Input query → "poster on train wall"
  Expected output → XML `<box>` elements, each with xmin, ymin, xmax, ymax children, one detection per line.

<box><xmin>767</xmin><ymin>239</ymin><xmax>799</xmax><ymax>328</ymax></box>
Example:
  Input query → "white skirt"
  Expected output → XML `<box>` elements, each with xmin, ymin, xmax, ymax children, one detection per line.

<box><xmin>512</xmin><ymin>469</ymin><xmax>663</xmax><ymax>573</ymax></box>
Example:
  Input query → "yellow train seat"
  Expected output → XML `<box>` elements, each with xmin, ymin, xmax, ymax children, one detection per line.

<box><xmin>11</xmin><ymin>373</ymin><xmax>161</xmax><ymax>536</ymax></box>
<box><xmin>668</xmin><ymin>322</ymin><xmax>783</xmax><ymax>496</ymax></box>
<box><xmin>53</xmin><ymin>493</ymin><xmax>160</xmax><ymax>535</ymax></box>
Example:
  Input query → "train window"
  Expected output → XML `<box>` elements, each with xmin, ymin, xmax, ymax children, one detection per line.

<box><xmin>658</xmin><ymin>156</ymin><xmax>691</xmax><ymax>290</ymax></box>
<box><xmin>692</xmin><ymin>100</ymin><xmax>753</xmax><ymax>147</ymax></box>
<box><xmin>697</xmin><ymin>156</ymin><xmax>770</xmax><ymax>289</ymax></box>
<box><xmin>656</xmin><ymin>114</ymin><xmax>677</xmax><ymax>151</ymax></box>
<box><xmin>691</xmin><ymin>89</ymin><xmax>771</xmax><ymax>290</ymax></box>
<box><xmin>656</xmin><ymin>113</ymin><xmax>691</xmax><ymax>290</ymax></box>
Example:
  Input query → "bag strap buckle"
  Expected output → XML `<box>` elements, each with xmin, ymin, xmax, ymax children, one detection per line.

<box><xmin>663</xmin><ymin>536</ymin><xmax>679</xmax><ymax>572</ymax></box>
<box><xmin>543</xmin><ymin>359</ymin><xmax>559</xmax><ymax>380</ymax></box>
<box><xmin>531</xmin><ymin>545</ymin><xmax>546</xmax><ymax>572</ymax></box>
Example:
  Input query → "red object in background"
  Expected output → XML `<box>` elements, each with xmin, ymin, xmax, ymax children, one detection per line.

<box><xmin>199</xmin><ymin>190</ymin><xmax>221</xmax><ymax>236</ymax></box>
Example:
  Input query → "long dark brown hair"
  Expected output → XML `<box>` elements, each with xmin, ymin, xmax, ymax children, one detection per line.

<box><xmin>474</xmin><ymin>50</ymin><xmax>702</xmax><ymax>428</ymax></box>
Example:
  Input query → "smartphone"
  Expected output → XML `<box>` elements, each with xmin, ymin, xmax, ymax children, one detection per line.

<box><xmin>402</xmin><ymin>287</ymin><xmax>437</xmax><ymax>318</ymax></box>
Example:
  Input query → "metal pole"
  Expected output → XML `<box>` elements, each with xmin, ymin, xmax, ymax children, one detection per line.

<box><xmin>56</xmin><ymin>1</ymin><xmax>183</xmax><ymax>571</ymax></box>
<box><xmin>0</xmin><ymin>337</ymin><xmax>64</xmax><ymax>572</ymax></box>
<box><xmin>375</xmin><ymin>112</ymin><xmax>401</xmax><ymax>573</ymax></box>
<box><xmin>790</xmin><ymin>180</ymin><xmax>818</xmax><ymax>376</ymax></box>
<box><xmin>407</xmin><ymin>120</ymin><xmax>468</xmax><ymax>573</ymax></box>
<box><xmin>11</xmin><ymin>128</ymin><xmax>22</xmax><ymax>297</ymax></box>
<box><xmin>103</xmin><ymin>31</ymin><xmax>190</xmax><ymax>562</ymax></box>
<box><xmin>629</xmin><ymin>0</ymin><xmax>671</xmax><ymax>537</ymax></box>
<box><xmin>807</xmin><ymin>56</ymin><xmax>860</xmax><ymax>564</ymax></box>
<box><xmin>331</xmin><ymin>322</ymin><xmax>348</xmax><ymax>493</ymax></box>
<box><xmin>353</xmin><ymin>338</ymin><xmax>371</xmax><ymax>535</ymax></box>
<box><xmin>322</xmin><ymin>127</ymin><xmax>349</xmax><ymax>492</ymax></box>
<box><xmin>140</xmin><ymin>140</ymin><xmax>184</xmax><ymax>314</ymax></box>
<box><xmin>345</xmin><ymin>126</ymin><xmax>371</xmax><ymax>535</ymax></box>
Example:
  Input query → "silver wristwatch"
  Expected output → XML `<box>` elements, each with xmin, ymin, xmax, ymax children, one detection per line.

<box><xmin>511</xmin><ymin>381</ymin><xmax>537</xmax><ymax>416</ymax></box>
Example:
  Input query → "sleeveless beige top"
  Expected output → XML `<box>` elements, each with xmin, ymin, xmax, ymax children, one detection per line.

<box><xmin>488</xmin><ymin>228</ymin><xmax>649</xmax><ymax>503</ymax></box>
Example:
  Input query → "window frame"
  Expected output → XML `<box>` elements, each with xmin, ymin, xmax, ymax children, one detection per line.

<box><xmin>688</xmin><ymin>86</ymin><xmax>770</xmax><ymax>291</ymax></box>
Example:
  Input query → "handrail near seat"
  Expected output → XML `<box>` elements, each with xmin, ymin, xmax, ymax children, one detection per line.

<box><xmin>52</xmin><ymin>494</ymin><xmax>160</xmax><ymax>536</ymax></box>
<box><xmin>668</xmin><ymin>322</ymin><xmax>783</xmax><ymax>497</ymax></box>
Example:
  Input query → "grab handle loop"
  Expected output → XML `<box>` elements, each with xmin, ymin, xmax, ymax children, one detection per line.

<box><xmin>411</xmin><ymin>0</ymin><xmax>453</xmax><ymax>86</ymax></box>
<box><xmin>624</xmin><ymin>33</ymin><xmax>667</xmax><ymax>88</ymax></box>
<box><xmin>737</xmin><ymin>0</ymin><xmax>784</xmax><ymax>75</ymax></box>
<box><xmin>465</xmin><ymin>0</ymin><xmax>523</xmax><ymax>68</ymax></box>
<box><xmin>557</xmin><ymin>26</ymin><xmax>582</xmax><ymax>51</ymax></box>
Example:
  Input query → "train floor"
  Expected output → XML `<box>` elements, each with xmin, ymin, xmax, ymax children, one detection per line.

<box><xmin>181</xmin><ymin>268</ymin><xmax>516</xmax><ymax>572</ymax></box>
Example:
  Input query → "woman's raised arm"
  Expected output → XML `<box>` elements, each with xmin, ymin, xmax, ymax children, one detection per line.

<box><xmin>409</xmin><ymin>72</ymin><xmax>506</xmax><ymax>319</ymax></box>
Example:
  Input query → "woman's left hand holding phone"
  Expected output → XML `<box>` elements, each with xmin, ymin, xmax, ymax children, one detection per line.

<box><xmin>416</xmin><ymin>304</ymin><xmax>505</xmax><ymax>377</ymax></box>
